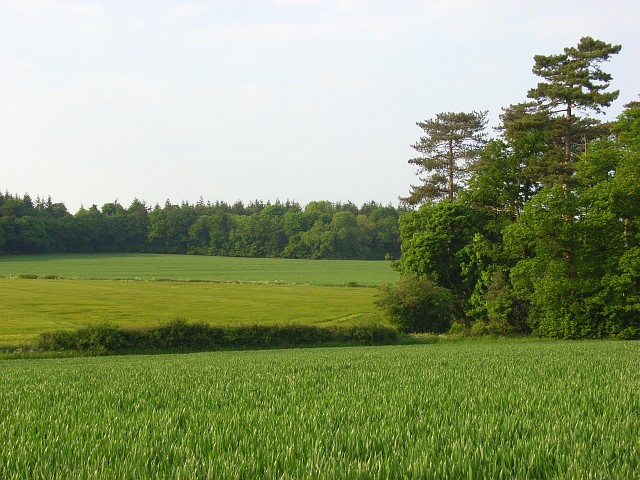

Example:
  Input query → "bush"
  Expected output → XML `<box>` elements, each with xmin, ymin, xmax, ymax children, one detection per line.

<box><xmin>32</xmin><ymin>330</ymin><xmax>77</xmax><ymax>351</ymax></box>
<box><xmin>32</xmin><ymin>322</ymin><xmax>127</xmax><ymax>355</ymax></box>
<box><xmin>375</xmin><ymin>273</ymin><xmax>454</xmax><ymax>333</ymax></box>
<box><xmin>75</xmin><ymin>323</ymin><xmax>128</xmax><ymax>354</ymax></box>
<box><xmin>447</xmin><ymin>321</ymin><xmax>467</xmax><ymax>336</ymax></box>
<box><xmin>31</xmin><ymin>320</ymin><xmax>398</xmax><ymax>355</ymax></box>
<box><xmin>469</xmin><ymin>320</ymin><xmax>492</xmax><ymax>337</ymax></box>
<box><xmin>331</xmin><ymin>323</ymin><xmax>398</xmax><ymax>345</ymax></box>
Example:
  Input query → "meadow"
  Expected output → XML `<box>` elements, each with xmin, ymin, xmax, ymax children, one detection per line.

<box><xmin>1</xmin><ymin>340</ymin><xmax>638</xmax><ymax>478</ymax></box>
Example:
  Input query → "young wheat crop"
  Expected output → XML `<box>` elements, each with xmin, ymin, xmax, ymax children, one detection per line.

<box><xmin>1</xmin><ymin>341</ymin><xmax>638</xmax><ymax>478</ymax></box>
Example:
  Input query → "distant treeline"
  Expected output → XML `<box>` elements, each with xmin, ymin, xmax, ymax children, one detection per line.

<box><xmin>0</xmin><ymin>195</ymin><xmax>403</xmax><ymax>260</ymax></box>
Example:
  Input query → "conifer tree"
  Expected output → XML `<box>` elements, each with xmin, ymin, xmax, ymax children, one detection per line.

<box><xmin>527</xmin><ymin>37</ymin><xmax>621</xmax><ymax>176</ymax></box>
<box><xmin>402</xmin><ymin>111</ymin><xmax>488</xmax><ymax>205</ymax></box>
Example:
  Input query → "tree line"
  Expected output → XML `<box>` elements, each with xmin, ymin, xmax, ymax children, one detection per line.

<box><xmin>0</xmin><ymin>196</ymin><xmax>402</xmax><ymax>260</ymax></box>
<box><xmin>381</xmin><ymin>37</ymin><xmax>640</xmax><ymax>339</ymax></box>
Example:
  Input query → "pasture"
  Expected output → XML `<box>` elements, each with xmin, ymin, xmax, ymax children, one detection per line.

<box><xmin>1</xmin><ymin>340</ymin><xmax>638</xmax><ymax>478</ymax></box>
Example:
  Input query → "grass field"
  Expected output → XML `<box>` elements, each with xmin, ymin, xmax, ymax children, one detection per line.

<box><xmin>0</xmin><ymin>254</ymin><xmax>395</xmax><ymax>347</ymax></box>
<box><xmin>0</xmin><ymin>278</ymin><xmax>384</xmax><ymax>347</ymax></box>
<box><xmin>0</xmin><ymin>253</ymin><xmax>399</xmax><ymax>286</ymax></box>
<box><xmin>1</xmin><ymin>340</ymin><xmax>638</xmax><ymax>478</ymax></box>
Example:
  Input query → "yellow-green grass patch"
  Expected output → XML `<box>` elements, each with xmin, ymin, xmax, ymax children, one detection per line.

<box><xmin>0</xmin><ymin>278</ymin><xmax>385</xmax><ymax>346</ymax></box>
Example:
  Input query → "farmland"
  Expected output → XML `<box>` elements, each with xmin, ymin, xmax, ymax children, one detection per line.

<box><xmin>1</xmin><ymin>340</ymin><xmax>639</xmax><ymax>478</ymax></box>
<box><xmin>1</xmin><ymin>254</ymin><xmax>639</xmax><ymax>477</ymax></box>
<box><xmin>0</xmin><ymin>254</ymin><xmax>396</xmax><ymax>346</ymax></box>
<box><xmin>0</xmin><ymin>253</ymin><xmax>399</xmax><ymax>286</ymax></box>
<box><xmin>0</xmin><ymin>279</ymin><xmax>384</xmax><ymax>347</ymax></box>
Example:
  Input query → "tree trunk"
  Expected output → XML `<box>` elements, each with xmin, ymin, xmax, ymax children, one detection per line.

<box><xmin>562</xmin><ymin>102</ymin><xmax>572</xmax><ymax>203</ymax></box>
<box><xmin>448</xmin><ymin>139</ymin><xmax>454</xmax><ymax>200</ymax></box>
<box><xmin>565</xmin><ymin>102</ymin><xmax>572</xmax><ymax>165</ymax></box>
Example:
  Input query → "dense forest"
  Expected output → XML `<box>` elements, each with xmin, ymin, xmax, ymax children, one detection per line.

<box><xmin>0</xmin><ymin>196</ymin><xmax>402</xmax><ymax>260</ymax></box>
<box><xmin>385</xmin><ymin>37</ymin><xmax>640</xmax><ymax>339</ymax></box>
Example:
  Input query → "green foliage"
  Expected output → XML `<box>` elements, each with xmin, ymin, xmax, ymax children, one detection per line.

<box><xmin>447</xmin><ymin>321</ymin><xmax>466</xmax><ymax>336</ymax></box>
<box><xmin>30</xmin><ymin>319</ymin><xmax>398</xmax><ymax>354</ymax></box>
<box><xmin>34</xmin><ymin>322</ymin><xmax>127</xmax><ymax>355</ymax></box>
<box><xmin>375</xmin><ymin>273</ymin><xmax>454</xmax><ymax>333</ymax></box>
<box><xmin>596</xmin><ymin>247</ymin><xmax>640</xmax><ymax>339</ymax></box>
<box><xmin>396</xmin><ymin>37</ymin><xmax>637</xmax><ymax>339</ymax></box>
<box><xmin>500</xmin><ymin>104</ymin><xmax>640</xmax><ymax>338</ymax></box>
<box><xmin>467</xmin><ymin>266</ymin><xmax>529</xmax><ymax>335</ymax></box>
<box><xmin>398</xmin><ymin>201</ymin><xmax>479</xmax><ymax>308</ymax></box>
<box><xmin>469</xmin><ymin>320</ymin><xmax>492</xmax><ymax>337</ymax></box>
<box><xmin>528</xmin><ymin>36</ymin><xmax>621</xmax><ymax>175</ymax></box>
<box><xmin>0</xmin><ymin>195</ymin><xmax>401</xmax><ymax>260</ymax></box>
<box><xmin>528</xmin><ymin>37</ymin><xmax>621</xmax><ymax>115</ymax></box>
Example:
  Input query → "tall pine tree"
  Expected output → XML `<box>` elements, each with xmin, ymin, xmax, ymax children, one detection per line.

<box><xmin>402</xmin><ymin>111</ymin><xmax>488</xmax><ymax>205</ymax></box>
<box><xmin>527</xmin><ymin>36</ymin><xmax>621</xmax><ymax>183</ymax></box>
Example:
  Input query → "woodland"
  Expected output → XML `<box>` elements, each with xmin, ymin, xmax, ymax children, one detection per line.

<box><xmin>383</xmin><ymin>37</ymin><xmax>640</xmax><ymax>339</ymax></box>
<box><xmin>0</xmin><ymin>197</ymin><xmax>402</xmax><ymax>260</ymax></box>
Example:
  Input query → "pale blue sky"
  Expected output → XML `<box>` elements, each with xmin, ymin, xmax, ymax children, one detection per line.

<box><xmin>1</xmin><ymin>0</ymin><xmax>638</xmax><ymax>212</ymax></box>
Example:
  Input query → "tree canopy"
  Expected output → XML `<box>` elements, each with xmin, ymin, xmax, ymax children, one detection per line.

<box><xmin>0</xmin><ymin>196</ymin><xmax>403</xmax><ymax>261</ymax></box>
<box><xmin>393</xmin><ymin>37</ymin><xmax>638</xmax><ymax>338</ymax></box>
<box><xmin>528</xmin><ymin>36</ymin><xmax>621</xmax><ymax>169</ymax></box>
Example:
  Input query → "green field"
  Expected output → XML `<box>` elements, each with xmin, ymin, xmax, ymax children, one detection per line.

<box><xmin>0</xmin><ymin>254</ymin><xmax>395</xmax><ymax>346</ymax></box>
<box><xmin>1</xmin><ymin>340</ymin><xmax>638</xmax><ymax>478</ymax></box>
<box><xmin>0</xmin><ymin>278</ymin><xmax>383</xmax><ymax>346</ymax></box>
<box><xmin>0</xmin><ymin>253</ymin><xmax>399</xmax><ymax>286</ymax></box>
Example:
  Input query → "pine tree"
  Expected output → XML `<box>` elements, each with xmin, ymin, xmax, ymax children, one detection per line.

<box><xmin>402</xmin><ymin>111</ymin><xmax>488</xmax><ymax>205</ymax></box>
<box><xmin>527</xmin><ymin>37</ymin><xmax>621</xmax><ymax>176</ymax></box>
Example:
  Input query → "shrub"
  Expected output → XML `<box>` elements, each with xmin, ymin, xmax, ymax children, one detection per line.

<box><xmin>32</xmin><ymin>330</ymin><xmax>77</xmax><ymax>351</ymax></box>
<box><xmin>333</xmin><ymin>323</ymin><xmax>398</xmax><ymax>345</ymax></box>
<box><xmin>75</xmin><ymin>323</ymin><xmax>128</xmax><ymax>355</ymax></box>
<box><xmin>447</xmin><ymin>321</ymin><xmax>467</xmax><ymax>336</ymax></box>
<box><xmin>469</xmin><ymin>320</ymin><xmax>492</xmax><ymax>337</ymax></box>
<box><xmin>375</xmin><ymin>273</ymin><xmax>454</xmax><ymax>333</ymax></box>
<box><xmin>153</xmin><ymin>318</ymin><xmax>218</xmax><ymax>349</ymax></box>
<box><xmin>32</xmin><ymin>323</ymin><xmax>127</xmax><ymax>355</ymax></box>
<box><xmin>31</xmin><ymin>320</ymin><xmax>398</xmax><ymax>355</ymax></box>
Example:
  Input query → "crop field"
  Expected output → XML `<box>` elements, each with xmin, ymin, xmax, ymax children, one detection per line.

<box><xmin>1</xmin><ymin>340</ymin><xmax>639</xmax><ymax>478</ymax></box>
<box><xmin>0</xmin><ymin>279</ymin><xmax>384</xmax><ymax>347</ymax></box>
<box><xmin>0</xmin><ymin>254</ymin><xmax>395</xmax><ymax>347</ymax></box>
<box><xmin>0</xmin><ymin>253</ymin><xmax>399</xmax><ymax>286</ymax></box>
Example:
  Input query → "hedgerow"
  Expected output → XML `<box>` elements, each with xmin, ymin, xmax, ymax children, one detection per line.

<box><xmin>31</xmin><ymin>319</ymin><xmax>398</xmax><ymax>355</ymax></box>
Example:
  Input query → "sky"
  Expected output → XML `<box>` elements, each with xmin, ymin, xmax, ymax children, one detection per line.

<box><xmin>1</xmin><ymin>0</ymin><xmax>639</xmax><ymax>213</ymax></box>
